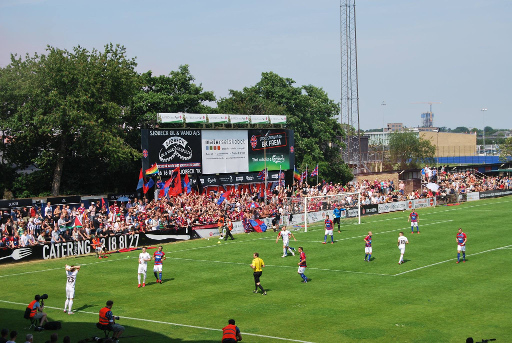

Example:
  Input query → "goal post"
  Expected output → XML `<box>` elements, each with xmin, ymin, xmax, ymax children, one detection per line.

<box><xmin>303</xmin><ymin>192</ymin><xmax>361</xmax><ymax>232</ymax></box>
<box><xmin>281</xmin><ymin>192</ymin><xmax>361</xmax><ymax>232</ymax></box>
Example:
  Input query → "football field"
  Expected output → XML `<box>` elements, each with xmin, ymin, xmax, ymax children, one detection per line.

<box><xmin>1</xmin><ymin>196</ymin><xmax>511</xmax><ymax>342</ymax></box>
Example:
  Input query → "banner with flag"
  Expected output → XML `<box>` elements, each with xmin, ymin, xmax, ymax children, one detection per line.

<box><xmin>311</xmin><ymin>165</ymin><xmax>318</xmax><ymax>177</ymax></box>
<box><xmin>168</xmin><ymin>167</ymin><xmax>182</xmax><ymax>197</ymax></box>
<box><xmin>136</xmin><ymin>169</ymin><xmax>144</xmax><ymax>191</ymax></box>
<box><xmin>257</xmin><ymin>168</ymin><xmax>268</xmax><ymax>180</ymax></box>
<box><xmin>143</xmin><ymin>178</ymin><xmax>155</xmax><ymax>194</ymax></box>
<box><xmin>74</xmin><ymin>217</ymin><xmax>83</xmax><ymax>228</ymax></box>
<box><xmin>293</xmin><ymin>166</ymin><xmax>301</xmax><ymax>181</ymax></box>
<box><xmin>182</xmin><ymin>174</ymin><xmax>191</xmax><ymax>194</ymax></box>
<box><xmin>145</xmin><ymin>163</ymin><xmax>159</xmax><ymax>176</ymax></box>
<box><xmin>301</xmin><ymin>170</ymin><xmax>307</xmax><ymax>181</ymax></box>
<box><xmin>216</xmin><ymin>190</ymin><xmax>231</xmax><ymax>205</ymax></box>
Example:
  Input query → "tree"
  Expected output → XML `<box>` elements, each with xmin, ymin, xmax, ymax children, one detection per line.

<box><xmin>217</xmin><ymin>72</ymin><xmax>352</xmax><ymax>184</ymax></box>
<box><xmin>499</xmin><ymin>137</ymin><xmax>512</xmax><ymax>162</ymax></box>
<box><xmin>129</xmin><ymin>65</ymin><xmax>216</xmax><ymax>132</ymax></box>
<box><xmin>389</xmin><ymin>131</ymin><xmax>436</xmax><ymax>169</ymax></box>
<box><xmin>0</xmin><ymin>44</ymin><xmax>140</xmax><ymax>196</ymax></box>
<box><xmin>452</xmin><ymin>127</ymin><xmax>470</xmax><ymax>133</ymax></box>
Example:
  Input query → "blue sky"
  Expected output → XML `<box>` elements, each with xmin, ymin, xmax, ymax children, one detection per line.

<box><xmin>1</xmin><ymin>0</ymin><xmax>510</xmax><ymax>130</ymax></box>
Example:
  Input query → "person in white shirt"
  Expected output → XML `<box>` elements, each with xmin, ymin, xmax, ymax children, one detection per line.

<box><xmin>138</xmin><ymin>247</ymin><xmax>151</xmax><ymax>288</ymax></box>
<box><xmin>64</xmin><ymin>264</ymin><xmax>80</xmax><ymax>314</ymax></box>
<box><xmin>397</xmin><ymin>232</ymin><xmax>409</xmax><ymax>265</ymax></box>
<box><xmin>276</xmin><ymin>226</ymin><xmax>297</xmax><ymax>257</ymax></box>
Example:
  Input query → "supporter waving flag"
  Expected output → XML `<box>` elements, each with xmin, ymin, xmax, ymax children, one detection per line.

<box><xmin>311</xmin><ymin>165</ymin><xmax>318</xmax><ymax>177</ymax></box>
<box><xmin>293</xmin><ymin>166</ymin><xmax>301</xmax><ymax>181</ymax></box>
<box><xmin>258</xmin><ymin>168</ymin><xmax>267</xmax><ymax>180</ymax></box>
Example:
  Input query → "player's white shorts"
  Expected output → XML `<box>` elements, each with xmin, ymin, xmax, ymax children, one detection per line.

<box><xmin>282</xmin><ymin>240</ymin><xmax>289</xmax><ymax>247</ymax></box>
<box><xmin>95</xmin><ymin>246</ymin><xmax>104</xmax><ymax>253</ymax></box>
<box><xmin>66</xmin><ymin>287</ymin><xmax>75</xmax><ymax>299</ymax></box>
<box><xmin>298</xmin><ymin>266</ymin><xmax>306</xmax><ymax>274</ymax></box>
<box><xmin>138</xmin><ymin>264</ymin><xmax>147</xmax><ymax>274</ymax></box>
<box><xmin>153</xmin><ymin>265</ymin><xmax>163</xmax><ymax>272</ymax></box>
<box><xmin>399</xmin><ymin>246</ymin><xmax>406</xmax><ymax>254</ymax></box>
<box><xmin>411</xmin><ymin>222</ymin><xmax>418</xmax><ymax>227</ymax></box>
<box><xmin>457</xmin><ymin>245</ymin><xmax>466</xmax><ymax>252</ymax></box>
<box><xmin>365</xmin><ymin>247</ymin><xmax>372</xmax><ymax>254</ymax></box>
<box><xmin>325</xmin><ymin>229</ymin><xmax>333</xmax><ymax>236</ymax></box>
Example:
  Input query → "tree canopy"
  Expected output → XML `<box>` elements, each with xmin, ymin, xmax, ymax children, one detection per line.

<box><xmin>389</xmin><ymin>131</ymin><xmax>436</xmax><ymax>169</ymax></box>
<box><xmin>218</xmin><ymin>72</ymin><xmax>352</xmax><ymax>184</ymax></box>
<box><xmin>0</xmin><ymin>44</ymin><xmax>141</xmax><ymax>196</ymax></box>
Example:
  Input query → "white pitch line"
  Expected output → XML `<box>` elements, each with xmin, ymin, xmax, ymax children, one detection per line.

<box><xmin>0</xmin><ymin>255</ymin><xmax>131</xmax><ymax>278</ymax></box>
<box><xmin>0</xmin><ymin>300</ymin><xmax>315</xmax><ymax>343</ymax></box>
<box><xmin>393</xmin><ymin>244</ymin><xmax>512</xmax><ymax>276</ymax></box>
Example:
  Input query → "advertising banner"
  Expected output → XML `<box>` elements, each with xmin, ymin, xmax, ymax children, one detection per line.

<box><xmin>361</xmin><ymin>204</ymin><xmax>378</xmax><ymax>216</ymax></box>
<box><xmin>141</xmin><ymin>129</ymin><xmax>202</xmax><ymax>175</ymax></box>
<box><xmin>46</xmin><ymin>196</ymin><xmax>81</xmax><ymax>205</ymax></box>
<box><xmin>466</xmin><ymin>192</ymin><xmax>479</xmax><ymax>201</ymax></box>
<box><xmin>248</xmin><ymin>129</ymin><xmax>293</xmax><ymax>171</ymax></box>
<box><xmin>0</xmin><ymin>198</ymin><xmax>33</xmax><ymax>209</ymax></box>
<box><xmin>412</xmin><ymin>198</ymin><xmax>436</xmax><ymax>209</ymax></box>
<box><xmin>184</xmin><ymin>113</ymin><xmax>207</xmax><ymax>123</ymax></box>
<box><xmin>250</xmin><ymin>115</ymin><xmax>269</xmax><ymax>124</ymax></box>
<box><xmin>378</xmin><ymin>201</ymin><xmax>407</xmax><ymax>213</ymax></box>
<box><xmin>201</xmin><ymin>130</ymin><xmax>249</xmax><ymax>174</ymax></box>
<box><xmin>208</xmin><ymin>114</ymin><xmax>229</xmax><ymax>124</ymax></box>
<box><xmin>478</xmin><ymin>189</ymin><xmax>512</xmax><ymax>199</ymax></box>
<box><xmin>0</xmin><ymin>231</ymin><xmax>193</xmax><ymax>264</ymax></box>
<box><xmin>158</xmin><ymin>113</ymin><xmax>184</xmax><ymax>123</ymax></box>
<box><xmin>269</xmin><ymin>115</ymin><xmax>287</xmax><ymax>124</ymax></box>
<box><xmin>229</xmin><ymin>115</ymin><xmax>250</xmax><ymax>124</ymax></box>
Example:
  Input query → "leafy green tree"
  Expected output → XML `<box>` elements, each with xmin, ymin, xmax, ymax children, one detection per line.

<box><xmin>217</xmin><ymin>72</ymin><xmax>352</xmax><ymax>184</ymax></box>
<box><xmin>452</xmin><ymin>127</ymin><xmax>470</xmax><ymax>133</ymax></box>
<box><xmin>0</xmin><ymin>44</ymin><xmax>140</xmax><ymax>196</ymax></box>
<box><xmin>389</xmin><ymin>131</ymin><xmax>436</xmax><ymax>169</ymax></box>
<box><xmin>499</xmin><ymin>137</ymin><xmax>512</xmax><ymax>162</ymax></box>
<box><xmin>129</xmin><ymin>65</ymin><xmax>216</xmax><ymax>133</ymax></box>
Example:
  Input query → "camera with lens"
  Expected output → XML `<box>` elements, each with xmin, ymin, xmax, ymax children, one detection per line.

<box><xmin>37</xmin><ymin>293</ymin><xmax>49</xmax><ymax>306</ymax></box>
<box><xmin>114</xmin><ymin>316</ymin><xmax>120</xmax><ymax>320</ymax></box>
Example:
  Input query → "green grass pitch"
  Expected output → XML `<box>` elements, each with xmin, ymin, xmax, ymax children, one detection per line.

<box><xmin>1</xmin><ymin>196</ymin><xmax>511</xmax><ymax>342</ymax></box>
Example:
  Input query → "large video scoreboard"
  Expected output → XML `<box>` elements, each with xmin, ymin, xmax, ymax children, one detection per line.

<box><xmin>141</xmin><ymin>129</ymin><xmax>295</xmax><ymax>177</ymax></box>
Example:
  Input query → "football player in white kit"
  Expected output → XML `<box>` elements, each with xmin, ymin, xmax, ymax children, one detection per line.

<box><xmin>64</xmin><ymin>264</ymin><xmax>80</xmax><ymax>314</ymax></box>
<box><xmin>275</xmin><ymin>226</ymin><xmax>297</xmax><ymax>257</ymax></box>
<box><xmin>138</xmin><ymin>247</ymin><xmax>151</xmax><ymax>288</ymax></box>
<box><xmin>397</xmin><ymin>232</ymin><xmax>409</xmax><ymax>265</ymax></box>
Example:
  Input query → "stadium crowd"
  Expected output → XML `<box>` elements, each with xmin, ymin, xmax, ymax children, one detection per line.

<box><xmin>0</xmin><ymin>168</ymin><xmax>510</xmax><ymax>250</ymax></box>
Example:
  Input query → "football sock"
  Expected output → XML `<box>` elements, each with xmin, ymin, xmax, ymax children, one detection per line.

<box><xmin>283</xmin><ymin>248</ymin><xmax>286</xmax><ymax>256</ymax></box>
<box><xmin>143</xmin><ymin>273</ymin><xmax>147</xmax><ymax>283</ymax></box>
<box><xmin>411</xmin><ymin>226</ymin><xmax>414</xmax><ymax>232</ymax></box>
<box><xmin>138</xmin><ymin>274</ymin><xmax>141</xmax><ymax>284</ymax></box>
<box><xmin>154</xmin><ymin>272</ymin><xmax>158</xmax><ymax>279</ymax></box>
<box><xmin>462</xmin><ymin>252</ymin><xmax>465</xmax><ymax>261</ymax></box>
<box><xmin>258</xmin><ymin>284</ymin><xmax>265</xmax><ymax>292</ymax></box>
<box><xmin>331</xmin><ymin>236</ymin><xmax>334</xmax><ymax>243</ymax></box>
<box><xmin>365</xmin><ymin>254</ymin><xmax>368</xmax><ymax>260</ymax></box>
<box><xmin>64</xmin><ymin>299</ymin><xmax>69</xmax><ymax>310</ymax></box>
<box><xmin>159</xmin><ymin>272</ymin><xmax>162</xmax><ymax>280</ymax></box>
<box><xmin>417</xmin><ymin>226</ymin><xmax>419</xmax><ymax>232</ymax></box>
<box><xmin>68</xmin><ymin>300</ymin><xmax>73</xmax><ymax>312</ymax></box>
<box><xmin>457</xmin><ymin>253</ymin><xmax>460</xmax><ymax>262</ymax></box>
<box><xmin>368</xmin><ymin>254</ymin><xmax>371</xmax><ymax>261</ymax></box>
<box><xmin>301</xmin><ymin>273</ymin><xmax>307</xmax><ymax>281</ymax></box>
<box><xmin>324</xmin><ymin>235</ymin><xmax>327</xmax><ymax>242</ymax></box>
<box><xmin>255</xmin><ymin>282</ymin><xmax>258</xmax><ymax>291</ymax></box>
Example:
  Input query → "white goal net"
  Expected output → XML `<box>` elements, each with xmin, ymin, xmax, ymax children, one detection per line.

<box><xmin>281</xmin><ymin>192</ymin><xmax>361</xmax><ymax>231</ymax></box>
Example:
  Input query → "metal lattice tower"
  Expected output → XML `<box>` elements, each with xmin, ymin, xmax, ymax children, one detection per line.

<box><xmin>340</xmin><ymin>0</ymin><xmax>363</xmax><ymax>173</ymax></box>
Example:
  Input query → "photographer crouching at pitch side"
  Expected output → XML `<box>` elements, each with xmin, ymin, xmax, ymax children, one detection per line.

<box><xmin>98</xmin><ymin>300</ymin><xmax>124</xmax><ymax>343</ymax></box>
<box><xmin>26</xmin><ymin>294</ymin><xmax>48</xmax><ymax>329</ymax></box>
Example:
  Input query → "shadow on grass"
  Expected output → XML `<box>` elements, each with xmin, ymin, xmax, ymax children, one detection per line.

<box><xmin>0</xmin><ymin>307</ymin><xmax>218</xmax><ymax>343</ymax></box>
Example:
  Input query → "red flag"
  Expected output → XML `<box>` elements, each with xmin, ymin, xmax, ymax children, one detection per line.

<box><xmin>168</xmin><ymin>167</ymin><xmax>182</xmax><ymax>196</ymax></box>
<box><xmin>74</xmin><ymin>217</ymin><xmax>83</xmax><ymax>228</ymax></box>
<box><xmin>160</xmin><ymin>177</ymin><xmax>173</xmax><ymax>198</ymax></box>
